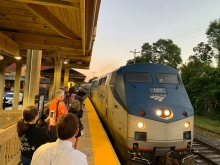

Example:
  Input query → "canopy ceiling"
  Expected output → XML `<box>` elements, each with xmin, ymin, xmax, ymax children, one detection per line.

<box><xmin>0</xmin><ymin>0</ymin><xmax>101</xmax><ymax>69</ymax></box>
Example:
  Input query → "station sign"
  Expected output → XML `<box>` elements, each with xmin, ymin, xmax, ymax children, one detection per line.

<box><xmin>77</xmin><ymin>60</ymin><xmax>82</xmax><ymax>64</ymax></box>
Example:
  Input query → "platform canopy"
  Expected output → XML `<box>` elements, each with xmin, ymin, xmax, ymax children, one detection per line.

<box><xmin>0</xmin><ymin>0</ymin><xmax>101</xmax><ymax>69</ymax></box>
<box><xmin>41</xmin><ymin>67</ymin><xmax>86</xmax><ymax>82</ymax></box>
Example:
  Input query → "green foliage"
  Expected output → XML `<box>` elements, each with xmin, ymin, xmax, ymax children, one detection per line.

<box><xmin>88</xmin><ymin>76</ymin><xmax>98</xmax><ymax>83</ymax></box>
<box><xmin>126</xmin><ymin>39</ymin><xmax>182</xmax><ymax>69</ymax></box>
<box><xmin>206</xmin><ymin>19</ymin><xmax>220</xmax><ymax>62</ymax></box>
<box><xmin>195</xmin><ymin>115</ymin><xmax>220</xmax><ymax>133</ymax></box>
<box><xmin>189</xmin><ymin>42</ymin><xmax>214</xmax><ymax>64</ymax></box>
<box><xmin>180</xmin><ymin>60</ymin><xmax>220</xmax><ymax>117</ymax></box>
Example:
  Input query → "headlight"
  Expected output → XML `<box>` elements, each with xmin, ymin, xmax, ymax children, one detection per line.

<box><xmin>164</xmin><ymin>109</ymin><xmax>170</xmax><ymax>116</ymax></box>
<box><xmin>184</xmin><ymin>122</ymin><xmax>190</xmax><ymax>128</ymax></box>
<box><xmin>137</xmin><ymin>122</ymin><xmax>144</xmax><ymax>129</ymax></box>
<box><xmin>156</xmin><ymin>109</ymin><xmax>162</xmax><ymax>116</ymax></box>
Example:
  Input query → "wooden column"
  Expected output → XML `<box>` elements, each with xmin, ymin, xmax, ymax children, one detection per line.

<box><xmin>64</xmin><ymin>68</ymin><xmax>69</xmax><ymax>87</ymax></box>
<box><xmin>53</xmin><ymin>52</ymin><xmax>62</xmax><ymax>94</ymax></box>
<box><xmin>23</xmin><ymin>49</ymin><xmax>42</xmax><ymax>110</ymax></box>
<box><xmin>48</xmin><ymin>76</ymin><xmax>54</xmax><ymax>101</ymax></box>
<box><xmin>12</xmin><ymin>63</ymin><xmax>22</xmax><ymax>110</ymax></box>
<box><xmin>0</xmin><ymin>61</ymin><xmax>6</xmax><ymax>110</ymax></box>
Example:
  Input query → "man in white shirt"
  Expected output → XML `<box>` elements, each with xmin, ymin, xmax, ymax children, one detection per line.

<box><xmin>31</xmin><ymin>113</ymin><xmax>88</xmax><ymax>165</ymax></box>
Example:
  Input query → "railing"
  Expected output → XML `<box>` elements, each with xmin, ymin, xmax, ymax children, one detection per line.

<box><xmin>0</xmin><ymin>110</ymin><xmax>22</xmax><ymax>165</ymax></box>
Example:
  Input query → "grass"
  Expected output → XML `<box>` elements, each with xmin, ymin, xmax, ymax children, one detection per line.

<box><xmin>194</xmin><ymin>115</ymin><xmax>220</xmax><ymax>133</ymax></box>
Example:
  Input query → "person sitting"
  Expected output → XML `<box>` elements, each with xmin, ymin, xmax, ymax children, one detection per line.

<box><xmin>17</xmin><ymin>106</ymin><xmax>55</xmax><ymax>165</ymax></box>
<box><xmin>30</xmin><ymin>113</ymin><xmax>88</xmax><ymax>165</ymax></box>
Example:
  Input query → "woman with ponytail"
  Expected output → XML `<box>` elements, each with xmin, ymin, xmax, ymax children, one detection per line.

<box><xmin>17</xmin><ymin>106</ymin><xmax>55</xmax><ymax>165</ymax></box>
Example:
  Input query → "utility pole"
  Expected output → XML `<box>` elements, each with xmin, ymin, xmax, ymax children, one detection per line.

<box><xmin>130</xmin><ymin>49</ymin><xmax>140</xmax><ymax>64</ymax></box>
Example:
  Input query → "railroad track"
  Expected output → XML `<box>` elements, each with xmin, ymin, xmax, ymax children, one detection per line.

<box><xmin>193</xmin><ymin>138</ymin><xmax>220</xmax><ymax>165</ymax></box>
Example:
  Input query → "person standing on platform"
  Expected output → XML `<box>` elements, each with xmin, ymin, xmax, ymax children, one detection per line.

<box><xmin>49</xmin><ymin>89</ymin><xmax>68</xmax><ymax>126</ymax></box>
<box><xmin>76</xmin><ymin>87</ymin><xmax>87</xmax><ymax>109</ymax></box>
<box><xmin>68</xmin><ymin>94</ymin><xmax>85</xmax><ymax>149</ymax></box>
<box><xmin>17</xmin><ymin>106</ymin><xmax>55</xmax><ymax>165</ymax></box>
<box><xmin>31</xmin><ymin>113</ymin><xmax>88</xmax><ymax>165</ymax></box>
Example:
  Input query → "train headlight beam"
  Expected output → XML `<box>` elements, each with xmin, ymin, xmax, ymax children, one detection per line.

<box><xmin>138</xmin><ymin>122</ymin><xmax>144</xmax><ymax>129</ymax></box>
<box><xmin>156</xmin><ymin>109</ymin><xmax>162</xmax><ymax>116</ymax></box>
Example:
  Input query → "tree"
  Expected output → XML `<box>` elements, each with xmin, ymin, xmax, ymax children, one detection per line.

<box><xmin>126</xmin><ymin>39</ymin><xmax>182</xmax><ymax>69</ymax></box>
<box><xmin>152</xmin><ymin>39</ymin><xmax>182</xmax><ymax>68</ymax></box>
<box><xmin>126</xmin><ymin>56</ymin><xmax>144</xmax><ymax>65</ymax></box>
<box><xmin>206</xmin><ymin>19</ymin><xmax>220</xmax><ymax>62</ymax></box>
<box><xmin>180</xmin><ymin>61</ymin><xmax>220</xmax><ymax>118</ymax></box>
<box><xmin>189</xmin><ymin>42</ymin><xmax>214</xmax><ymax>64</ymax></box>
<box><xmin>141</xmin><ymin>43</ymin><xmax>154</xmax><ymax>63</ymax></box>
<box><xmin>88</xmin><ymin>76</ymin><xmax>98</xmax><ymax>83</ymax></box>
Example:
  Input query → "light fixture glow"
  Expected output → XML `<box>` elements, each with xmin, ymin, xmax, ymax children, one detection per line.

<box><xmin>184</xmin><ymin>122</ymin><xmax>190</xmax><ymax>128</ymax></box>
<box><xmin>137</xmin><ymin>122</ymin><xmax>144</xmax><ymax>129</ymax></box>
<box><xmin>164</xmin><ymin>109</ymin><xmax>170</xmax><ymax>116</ymax></box>
<box><xmin>63</xmin><ymin>59</ymin><xmax>68</xmax><ymax>64</ymax></box>
<box><xmin>15</xmin><ymin>56</ymin><xmax>22</xmax><ymax>60</ymax></box>
<box><xmin>0</xmin><ymin>55</ymin><xmax>4</xmax><ymax>60</ymax></box>
<box><xmin>156</xmin><ymin>109</ymin><xmax>162</xmax><ymax>116</ymax></box>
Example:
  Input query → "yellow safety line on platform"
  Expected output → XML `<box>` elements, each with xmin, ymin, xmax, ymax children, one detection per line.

<box><xmin>85</xmin><ymin>99</ymin><xmax>121</xmax><ymax>165</ymax></box>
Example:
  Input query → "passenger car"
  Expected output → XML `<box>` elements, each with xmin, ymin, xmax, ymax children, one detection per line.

<box><xmin>3</xmin><ymin>92</ymin><xmax>23</xmax><ymax>105</ymax></box>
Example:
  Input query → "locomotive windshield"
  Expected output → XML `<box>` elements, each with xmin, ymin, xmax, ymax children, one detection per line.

<box><xmin>124</xmin><ymin>72</ymin><xmax>153</xmax><ymax>82</ymax></box>
<box><xmin>156</xmin><ymin>73</ymin><xmax>180</xmax><ymax>84</ymax></box>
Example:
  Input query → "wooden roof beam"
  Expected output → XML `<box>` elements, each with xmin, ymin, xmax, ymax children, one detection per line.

<box><xmin>11</xmin><ymin>0</ymin><xmax>79</xmax><ymax>8</ymax></box>
<box><xmin>3</xmin><ymin>32</ymin><xmax>82</xmax><ymax>49</ymax></box>
<box><xmin>80</xmin><ymin>0</ymin><xmax>85</xmax><ymax>55</ymax></box>
<box><xmin>43</xmin><ymin>53</ymin><xmax>91</xmax><ymax>61</ymax></box>
<box><xmin>0</xmin><ymin>32</ymin><xmax>19</xmax><ymax>57</ymax></box>
<box><xmin>23</xmin><ymin>3</ymin><xmax>78</xmax><ymax>39</ymax></box>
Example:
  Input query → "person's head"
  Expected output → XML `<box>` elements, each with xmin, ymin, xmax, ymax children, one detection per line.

<box><xmin>69</xmin><ymin>86</ymin><xmax>75</xmax><ymax>94</ymax></box>
<box><xmin>17</xmin><ymin>106</ymin><xmax>39</xmax><ymax>134</ymax></box>
<box><xmin>55</xmin><ymin>89</ymin><xmax>65</xmax><ymax>100</ymax></box>
<box><xmin>64</xmin><ymin>86</ymin><xmax>68</xmax><ymax>91</ymax></box>
<box><xmin>23</xmin><ymin>106</ymin><xmax>39</xmax><ymax>123</ymax></box>
<box><xmin>78</xmin><ymin>87</ymin><xmax>83</xmax><ymax>91</ymax></box>
<box><xmin>56</xmin><ymin>113</ymin><xmax>79</xmax><ymax>140</ymax></box>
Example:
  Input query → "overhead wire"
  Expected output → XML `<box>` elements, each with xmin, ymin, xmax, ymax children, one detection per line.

<box><xmin>93</xmin><ymin>24</ymin><xmax>212</xmax><ymax>75</ymax></box>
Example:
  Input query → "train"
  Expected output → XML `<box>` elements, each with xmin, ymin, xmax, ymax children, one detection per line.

<box><xmin>90</xmin><ymin>63</ymin><xmax>195</xmax><ymax>165</ymax></box>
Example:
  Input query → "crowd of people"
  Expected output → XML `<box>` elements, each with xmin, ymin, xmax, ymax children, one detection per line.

<box><xmin>17</xmin><ymin>86</ymin><xmax>88</xmax><ymax>165</ymax></box>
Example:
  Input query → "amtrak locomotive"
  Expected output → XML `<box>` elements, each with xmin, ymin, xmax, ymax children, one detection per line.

<box><xmin>90</xmin><ymin>63</ymin><xmax>195</xmax><ymax>165</ymax></box>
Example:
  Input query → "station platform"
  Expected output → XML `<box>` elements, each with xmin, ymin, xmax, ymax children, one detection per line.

<box><xmin>75</xmin><ymin>98</ymin><xmax>121</xmax><ymax>165</ymax></box>
<box><xmin>1</xmin><ymin>98</ymin><xmax>120</xmax><ymax>165</ymax></box>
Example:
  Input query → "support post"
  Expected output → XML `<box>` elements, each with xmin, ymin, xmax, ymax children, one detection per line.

<box><xmin>23</xmin><ymin>49</ymin><xmax>42</xmax><ymax>109</ymax></box>
<box><xmin>48</xmin><ymin>76</ymin><xmax>54</xmax><ymax>101</ymax></box>
<box><xmin>0</xmin><ymin>61</ymin><xmax>6</xmax><ymax>110</ymax></box>
<box><xmin>53</xmin><ymin>52</ymin><xmax>62</xmax><ymax>94</ymax></box>
<box><xmin>12</xmin><ymin>63</ymin><xmax>22</xmax><ymax>110</ymax></box>
<box><xmin>64</xmin><ymin>68</ymin><xmax>69</xmax><ymax>87</ymax></box>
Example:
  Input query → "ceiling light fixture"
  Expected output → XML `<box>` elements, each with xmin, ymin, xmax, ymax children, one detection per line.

<box><xmin>0</xmin><ymin>55</ymin><xmax>4</xmax><ymax>60</ymax></box>
<box><xmin>0</xmin><ymin>50</ymin><xmax>4</xmax><ymax>60</ymax></box>
<box><xmin>15</xmin><ymin>56</ymin><xmax>22</xmax><ymax>60</ymax></box>
<box><xmin>63</xmin><ymin>59</ymin><xmax>68</xmax><ymax>64</ymax></box>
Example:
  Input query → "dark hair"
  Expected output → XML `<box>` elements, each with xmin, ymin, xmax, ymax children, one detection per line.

<box><xmin>17</xmin><ymin>106</ymin><xmax>38</xmax><ymax>135</ymax></box>
<box><xmin>56</xmin><ymin>113</ymin><xmax>78</xmax><ymax>140</ymax></box>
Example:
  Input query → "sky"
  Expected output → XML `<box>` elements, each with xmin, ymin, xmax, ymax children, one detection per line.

<box><xmin>76</xmin><ymin>0</ymin><xmax>220</xmax><ymax>82</ymax></box>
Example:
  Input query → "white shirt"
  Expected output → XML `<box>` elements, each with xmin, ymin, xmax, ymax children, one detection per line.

<box><xmin>31</xmin><ymin>139</ymin><xmax>88</xmax><ymax>165</ymax></box>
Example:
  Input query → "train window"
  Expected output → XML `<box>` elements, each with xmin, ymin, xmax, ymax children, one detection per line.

<box><xmin>156</xmin><ymin>73</ymin><xmax>180</xmax><ymax>84</ymax></box>
<box><xmin>109</xmin><ymin>71</ymin><xmax>117</xmax><ymax>84</ymax></box>
<box><xmin>124</xmin><ymin>72</ymin><xmax>153</xmax><ymax>82</ymax></box>
<box><xmin>92</xmin><ymin>80</ymin><xmax>98</xmax><ymax>86</ymax></box>
<box><xmin>98</xmin><ymin>78</ymin><xmax>103</xmax><ymax>85</ymax></box>
<box><xmin>102</xmin><ymin>77</ymin><xmax>107</xmax><ymax>85</ymax></box>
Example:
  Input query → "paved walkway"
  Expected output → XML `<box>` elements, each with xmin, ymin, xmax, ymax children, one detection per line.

<box><xmin>4</xmin><ymin>105</ymin><xmax>23</xmax><ymax>110</ymax></box>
